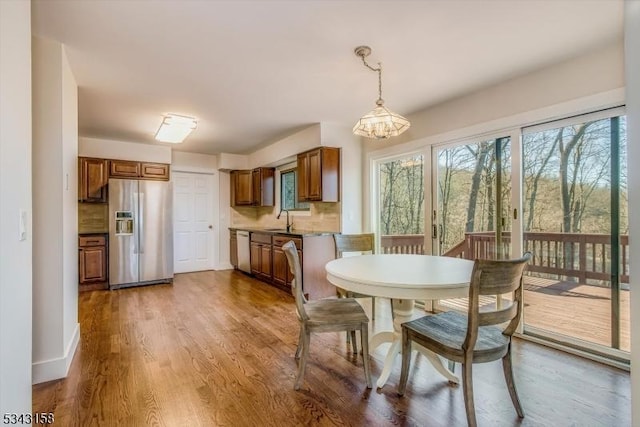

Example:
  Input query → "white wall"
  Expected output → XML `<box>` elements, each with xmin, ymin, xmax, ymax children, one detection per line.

<box><xmin>32</xmin><ymin>36</ymin><xmax>80</xmax><ymax>384</ymax></box>
<box><xmin>218</xmin><ymin>152</ymin><xmax>249</xmax><ymax>171</ymax></box>
<box><xmin>320</xmin><ymin>123</ymin><xmax>363</xmax><ymax>233</ymax></box>
<box><xmin>172</xmin><ymin>151</ymin><xmax>217</xmax><ymax>172</ymax></box>
<box><xmin>61</xmin><ymin>44</ymin><xmax>79</xmax><ymax>361</ymax></box>
<box><xmin>0</xmin><ymin>0</ymin><xmax>33</xmax><ymax>414</ymax></box>
<box><xmin>625</xmin><ymin>2</ymin><xmax>640</xmax><ymax>424</ymax></box>
<box><xmin>247</xmin><ymin>124</ymin><xmax>321</xmax><ymax>168</ymax></box>
<box><xmin>79</xmin><ymin>136</ymin><xmax>171</xmax><ymax>163</ymax></box>
<box><xmin>218</xmin><ymin>171</ymin><xmax>232</xmax><ymax>269</ymax></box>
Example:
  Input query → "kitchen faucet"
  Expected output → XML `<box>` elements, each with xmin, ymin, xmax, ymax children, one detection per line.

<box><xmin>277</xmin><ymin>209</ymin><xmax>293</xmax><ymax>232</ymax></box>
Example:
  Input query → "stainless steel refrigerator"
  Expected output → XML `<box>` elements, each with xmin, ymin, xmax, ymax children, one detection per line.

<box><xmin>109</xmin><ymin>178</ymin><xmax>173</xmax><ymax>289</ymax></box>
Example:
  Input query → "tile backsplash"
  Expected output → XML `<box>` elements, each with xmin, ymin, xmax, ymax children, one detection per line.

<box><xmin>231</xmin><ymin>202</ymin><xmax>340</xmax><ymax>232</ymax></box>
<box><xmin>78</xmin><ymin>203</ymin><xmax>109</xmax><ymax>233</ymax></box>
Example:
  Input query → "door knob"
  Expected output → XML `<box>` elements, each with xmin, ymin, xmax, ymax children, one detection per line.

<box><xmin>208</xmin><ymin>225</ymin><xmax>213</xmax><ymax>229</ymax></box>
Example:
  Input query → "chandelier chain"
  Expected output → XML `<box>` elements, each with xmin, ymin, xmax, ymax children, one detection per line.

<box><xmin>353</xmin><ymin>45</ymin><xmax>410</xmax><ymax>139</ymax></box>
<box><xmin>360</xmin><ymin>56</ymin><xmax>384</xmax><ymax>103</ymax></box>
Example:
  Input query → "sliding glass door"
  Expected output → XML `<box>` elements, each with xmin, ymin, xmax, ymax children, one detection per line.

<box><xmin>373</xmin><ymin>107</ymin><xmax>628</xmax><ymax>359</ymax></box>
<box><xmin>433</xmin><ymin>137</ymin><xmax>511</xmax><ymax>260</ymax></box>
<box><xmin>521</xmin><ymin>111</ymin><xmax>629</xmax><ymax>353</ymax></box>
<box><xmin>432</xmin><ymin>136</ymin><xmax>511</xmax><ymax>312</ymax></box>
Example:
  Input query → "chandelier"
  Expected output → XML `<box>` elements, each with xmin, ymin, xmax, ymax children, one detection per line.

<box><xmin>352</xmin><ymin>46</ymin><xmax>410</xmax><ymax>139</ymax></box>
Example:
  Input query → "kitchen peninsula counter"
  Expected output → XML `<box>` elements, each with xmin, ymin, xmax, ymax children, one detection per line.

<box><xmin>229</xmin><ymin>227</ymin><xmax>337</xmax><ymax>299</ymax></box>
<box><xmin>229</xmin><ymin>227</ymin><xmax>337</xmax><ymax>237</ymax></box>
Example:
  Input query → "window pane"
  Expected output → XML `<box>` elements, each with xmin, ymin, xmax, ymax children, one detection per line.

<box><xmin>378</xmin><ymin>154</ymin><xmax>425</xmax><ymax>254</ymax></box>
<box><xmin>281</xmin><ymin>169</ymin><xmax>309</xmax><ymax>211</ymax></box>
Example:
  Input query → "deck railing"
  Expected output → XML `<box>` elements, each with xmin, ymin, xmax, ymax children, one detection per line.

<box><xmin>380</xmin><ymin>232</ymin><xmax>629</xmax><ymax>284</ymax></box>
<box><xmin>380</xmin><ymin>234</ymin><xmax>426</xmax><ymax>254</ymax></box>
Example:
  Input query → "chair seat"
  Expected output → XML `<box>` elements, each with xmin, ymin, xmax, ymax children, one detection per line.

<box><xmin>402</xmin><ymin>311</ymin><xmax>510</xmax><ymax>363</ymax></box>
<box><xmin>305</xmin><ymin>298</ymin><xmax>369</xmax><ymax>326</ymax></box>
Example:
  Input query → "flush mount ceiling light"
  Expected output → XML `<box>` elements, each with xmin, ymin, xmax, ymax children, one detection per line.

<box><xmin>353</xmin><ymin>46</ymin><xmax>410</xmax><ymax>140</ymax></box>
<box><xmin>155</xmin><ymin>113</ymin><xmax>197</xmax><ymax>143</ymax></box>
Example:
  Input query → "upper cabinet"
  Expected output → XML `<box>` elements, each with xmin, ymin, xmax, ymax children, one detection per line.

<box><xmin>231</xmin><ymin>168</ymin><xmax>274</xmax><ymax>207</ymax></box>
<box><xmin>231</xmin><ymin>170</ymin><xmax>253</xmax><ymax>206</ymax></box>
<box><xmin>297</xmin><ymin>147</ymin><xmax>340</xmax><ymax>202</ymax></box>
<box><xmin>110</xmin><ymin>160</ymin><xmax>170</xmax><ymax>181</ymax></box>
<box><xmin>78</xmin><ymin>157</ymin><xmax>109</xmax><ymax>203</ymax></box>
<box><xmin>79</xmin><ymin>157</ymin><xmax>170</xmax><ymax>204</ymax></box>
<box><xmin>252</xmin><ymin>167</ymin><xmax>274</xmax><ymax>207</ymax></box>
<box><xmin>109</xmin><ymin>159</ymin><xmax>140</xmax><ymax>178</ymax></box>
<box><xmin>140</xmin><ymin>162</ymin><xmax>170</xmax><ymax>180</ymax></box>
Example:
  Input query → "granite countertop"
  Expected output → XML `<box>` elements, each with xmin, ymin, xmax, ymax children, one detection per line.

<box><xmin>229</xmin><ymin>227</ymin><xmax>337</xmax><ymax>237</ymax></box>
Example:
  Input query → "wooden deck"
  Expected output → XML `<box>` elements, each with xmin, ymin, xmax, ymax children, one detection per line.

<box><xmin>439</xmin><ymin>275</ymin><xmax>630</xmax><ymax>352</ymax></box>
<box><xmin>521</xmin><ymin>275</ymin><xmax>630</xmax><ymax>352</ymax></box>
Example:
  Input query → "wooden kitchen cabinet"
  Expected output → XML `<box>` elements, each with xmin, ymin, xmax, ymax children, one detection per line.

<box><xmin>78</xmin><ymin>157</ymin><xmax>109</xmax><ymax>203</ymax></box>
<box><xmin>252</xmin><ymin>167</ymin><xmax>274</xmax><ymax>206</ymax></box>
<box><xmin>297</xmin><ymin>147</ymin><xmax>340</xmax><ymax>202</ymax></box>
<box><xmin>140</xmin><ymin>162</ymin><xmax>170</xmax><ymax>180</ymax></box>
<box><xmin>250</xmin><ymin>232</ymin><xmax>272</xmax><ymax>281</ymax></box>
<box><xmin>79</xmin><ymin>234</ymin><xmax>108</xmax><ymax>291</ymax></box>
<box><xmin>231</xmin><ymin>170</ymin><xmax>253</xmax><ymax>206</ymax></box>
<box><xmin>230</xmin><ymin>168</ymin><xmax>275</xmax><ymax>207</ymax></box>
<box><xmin>272</xmin><ymin>235</ymin><xmax>302</xmax><ymax>289</ymax></box>
<box><xmin>241</xmin><ymin>228</ymin><xmax>335</xmax><ymax>299</ymax></box>
<box><xmin>109</xmin><ymin>159</ymin><xmax>140</xmax><ymax>178</ymax></box>
<box><xmin>109</xmin><ymin>160</ymin><xmax>170</xmax><ymax>181</ymax></box>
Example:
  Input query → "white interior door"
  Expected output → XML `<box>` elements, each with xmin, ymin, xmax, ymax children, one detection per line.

<box><xmin>173</xmin><ymin>172</ymin><xmax>214</xmax><ymax>273</ymax></box>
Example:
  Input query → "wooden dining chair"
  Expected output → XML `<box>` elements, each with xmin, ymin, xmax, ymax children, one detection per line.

<box><xmin>397</xmin><ymin>253</ymin><xmax>531</xmax><ymax>427</ymax></box>
<box><xmin>282</xmin><ymin>241</ymin><xmax>372</xmax><ymax>390</ymax></box>
<box><xmin>333</xmin><ymin>233</ymin><xmax>379</xmax><ymax>319</ymax></box>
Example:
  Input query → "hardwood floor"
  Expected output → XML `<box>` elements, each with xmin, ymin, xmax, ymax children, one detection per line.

<box><xmin>33</xmin><ymin>270</ymin><xmax>631</xmax><ymax>426</ymax></box>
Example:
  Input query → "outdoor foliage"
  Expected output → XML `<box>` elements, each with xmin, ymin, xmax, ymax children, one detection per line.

<box><xmin>379</xmin><ymin>155</ymin><xmax>425</xmax><ymax>235</ymax></box>
<box><xmin>377</xmin><ymin>117</ymin><xmax>627</xmax><ymax>262</ymax></box>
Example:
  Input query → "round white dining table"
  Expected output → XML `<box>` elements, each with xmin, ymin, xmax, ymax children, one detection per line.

<box><xmin>325</xmin><ymin>254</ymin><xmax>474</xmax><ymax>389</ymax></box>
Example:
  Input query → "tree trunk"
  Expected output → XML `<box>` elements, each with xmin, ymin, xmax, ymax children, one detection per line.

<box><xmin>466</xmin><ymin>142</ymin><xmax>492</xmax><ymax>232</ymax></box>
<box><xmin>526</xmin><ymin>132</ymin><xmax>560</xmax><ymax>231</ymax></box>
<box><xmin>559</xmin><ymin>124</ymin><xmax>588</xmax><ymax>232</ymax></box>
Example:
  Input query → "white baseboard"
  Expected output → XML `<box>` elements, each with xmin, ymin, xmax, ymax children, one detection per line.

<box><xmin>216</xmin><ymin>263</ymin><xmax>235</xmax><ymax>270</ymax></box>
<box><xmin>32</xmin><ymin>322</ymin><xmax>80</xmax><ymax>384</ymax></box>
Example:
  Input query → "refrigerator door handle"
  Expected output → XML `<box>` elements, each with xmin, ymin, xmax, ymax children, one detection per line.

<box><xmin>133</xmin><ymin>192</ymin><xmax>139</xmax><ymax>255</ymax></box>
<box><xmin>139</xmin><ymin>191</ymin><xmax>144</xmax><ymax>254</ymax></box>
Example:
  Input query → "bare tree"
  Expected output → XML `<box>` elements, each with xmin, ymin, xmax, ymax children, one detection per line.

<box><xmin>465</xmin><ymin>141</ymin><xmax>494</xmax><ymax>232</ymax></box>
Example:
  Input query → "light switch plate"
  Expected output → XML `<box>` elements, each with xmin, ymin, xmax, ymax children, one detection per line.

<box><xmin>19</xmin><ymin>209</ymin><xmax>27</xmax><ymax>241</ymax></box>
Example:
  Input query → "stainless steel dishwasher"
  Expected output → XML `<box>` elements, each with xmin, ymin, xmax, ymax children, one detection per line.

<box><xmin>237</xmin><ymin>230</ymin><xmax>251</xmax><ymax>273</ymax></box>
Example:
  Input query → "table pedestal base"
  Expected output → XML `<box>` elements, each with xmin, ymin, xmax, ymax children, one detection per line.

<box><xmin>371</xmin><ymin>299</ymin><xmax>459</xmax><ymax>389</ymax></box>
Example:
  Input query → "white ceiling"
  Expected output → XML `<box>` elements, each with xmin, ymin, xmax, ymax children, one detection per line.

<box><xmin>31</xmin><ymin>0</ymin><xmax>623</xmax><ymax>155</ymax></box>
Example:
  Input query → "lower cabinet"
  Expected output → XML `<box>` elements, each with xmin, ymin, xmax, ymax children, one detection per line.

<box><xmin>247</xmin><ymin>231</ymin><xmax>336</xmax><ymax>300</ymax></box>
<box><xmin>250</xmin><ymin>232</ymin><xmax>272</xmax><ymax>282</ymax></box>
<box><xmin>79</xmin><ymin>234</ymin><xmax>108</xmax><ymax>291</ymax></box>
<box><xmin>272</xmin><ymin>235</ymin><xmax>302</xmax><ymax>289</ymax></box>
